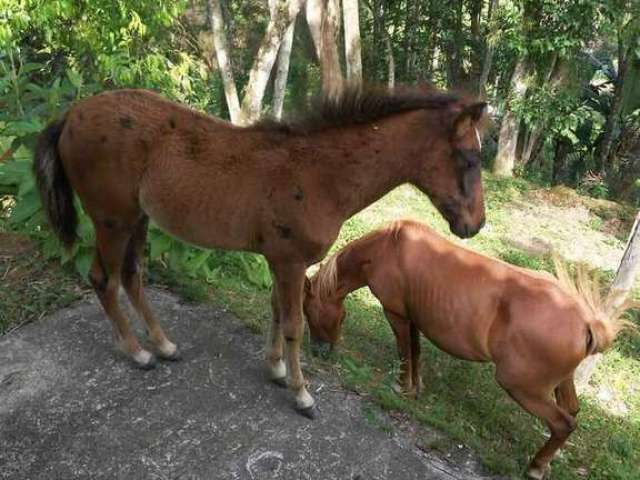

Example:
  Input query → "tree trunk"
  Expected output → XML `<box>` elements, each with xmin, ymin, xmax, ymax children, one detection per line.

<box><xmin>272</xmin><ymin>12</ymin><xmax>297</xmax><ymax>119</ymax></box>
<box><xmin>306</xmin><ymin>0</ymin><xmax>343</xmax><ymax>94</ymax></box>
<box><xmin>363</xmin><ymin>0</ymin><xmax>393</xmax><ymax>88</ymax></box>
<box><xmin>478</xmin><ymin>0</ymin><xmax>498</xmax><ymax>96</ymax></box>
<box><xmin>597</xmin><ymin>36</ymin><xmax>632</xmax><ymax>173</ymax></box>
<box><xmin>306</xmin><ymin>0</ymin><xmax>323</xmax><ymax>59</ymax></box>
<box><xmin>575</xmin><ymin>212</ymin><xmax>640</xmax><ymax>390</ymax></box>
<box><xmin>208</xmin><ymin>0</ymin><xmax>242</xmax><ymax>124</ymax></box>
<box><xmin>493</xmin><ymin>57</ymin><xmax>530</xmax><ymax>176</ymax></box>
<box><xmin>342</xmin><ymin>0</ymin><xmax>362</xmax><ymax>82</ymax></box>
<box><xmin>240</xmin><ymin>0</ymin><xmax>305</xmax><ymax>124</ymax></box>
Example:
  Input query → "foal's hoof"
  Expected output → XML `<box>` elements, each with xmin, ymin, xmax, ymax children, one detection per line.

<box><xmin>296</xmin><ymin>404</ymin><xmax>317</xmax><ymax>420</ymax></box>
<box><xmin>271</xmin><ymin>376</ymin><xmax>288</xmax><ymax>388</ymax></box>
<box><xmin>132</xmin><ymin>351</ymin><xmax>157</xmax><ymax>370</ymax></box>
<box><xmin>526</xmin><ymin>465</ymin><xmax>551</xmax><ymax>480</ymax></box>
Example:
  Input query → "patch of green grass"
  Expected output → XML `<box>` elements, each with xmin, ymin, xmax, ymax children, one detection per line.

<box><xmin>0</xmin><ymin>230</ymin><xmax>84</xmax><ymax>334</ymax></box>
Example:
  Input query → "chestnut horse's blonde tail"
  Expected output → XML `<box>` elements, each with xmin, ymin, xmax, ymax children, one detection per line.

<box><xmin>553</xmin><ymin>254</ymin><xmax>638</xmax><ymax>354</ymax></box>
<box><xmin>33</xmin><ymin>116</ymin><xmax>77</xmax><ymax>249</ymax></box>
<box><xmin>315</xmin><ymin>253</ymin><xmax>339</xmax><ymax>300</ymax></box>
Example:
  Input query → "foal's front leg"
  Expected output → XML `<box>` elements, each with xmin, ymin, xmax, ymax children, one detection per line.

<box><xmin>266</xmin><ymin>283</ymin><xmax>287</xmax><ymax>386</ymax></box>
<box><xmin>270</xmin><ymin>261</ymin><xmax>315</xmax><ymax>418</ymax></box>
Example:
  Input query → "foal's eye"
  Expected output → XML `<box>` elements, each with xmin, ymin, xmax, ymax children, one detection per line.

<box><xmin>456</xmin><ymin>150</ymin><xmax>480</xmax><ymax>170</ymax></box>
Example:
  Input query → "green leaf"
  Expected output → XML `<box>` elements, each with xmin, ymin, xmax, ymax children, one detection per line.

<box><xmin>74</xmin><ymin>247</ymin><xmax>94</xmax><ymax>280</ymax></box>
<box><xmin>66</xmin><ymin>69</ymin><xmax>83</xmax><ymax>90</ymax></box>
<box><xmin>9</xmin><ymin>190</ymin><xmax>41</xmax><ymax>224</ymax></box>
<box><xmin>149</xmin><ymin>233</ymin><xmax>173</xmax><ymax>260</ymax></box>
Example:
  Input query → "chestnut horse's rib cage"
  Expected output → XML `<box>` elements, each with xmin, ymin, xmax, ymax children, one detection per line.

<box><xmin>32</xmin><ymin>84</ymin><xmax>488</xmax><ymax>418</ymax></box>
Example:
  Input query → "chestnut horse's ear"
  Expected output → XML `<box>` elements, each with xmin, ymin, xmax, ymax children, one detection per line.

<box><xmin>304</xmin><ymin>277</ymin><xmax>312</xmax><ymax>295</ymax></box>
<box><xmin>453</xmin><ymin>102</ymin><xmax>487</xmax><ymax>139</ymax></box>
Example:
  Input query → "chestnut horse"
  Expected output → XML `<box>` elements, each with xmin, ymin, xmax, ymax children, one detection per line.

<box><xmin>33</xmin><ymin>85</ymin><xmax>487</xmax><ymax>418</ymax></box>
<box><xmin>304</xmin><ymin>220</ymin><xmax>635</xmax><ymax>476</ymax></box>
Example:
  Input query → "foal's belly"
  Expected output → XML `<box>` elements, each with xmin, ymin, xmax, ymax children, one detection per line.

<box><xmin>139</xmin><ymin>164</ymin><xmax>258</xmax><ymax>252</ymax></box>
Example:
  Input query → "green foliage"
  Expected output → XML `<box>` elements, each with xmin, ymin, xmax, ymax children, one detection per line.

<box><xmin>0</xmin><ymin>0</ymin><xmax>266</xmax><ymax>288</ymax></box>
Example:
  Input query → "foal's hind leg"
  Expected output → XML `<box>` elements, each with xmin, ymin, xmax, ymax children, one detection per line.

<box><xmin>121</xmin><ymin>216</ymin><xmax>179</xmax><ymax>360</ymax></box>
<box><xmin>266</xmin><ymin>282</ymin><xmax>287</xmax><ymax>386</ymax></box>
<box><xmin>90</xmin><ymin>225</ymin><xmax>156</xmax><ymax>369</ymax></box>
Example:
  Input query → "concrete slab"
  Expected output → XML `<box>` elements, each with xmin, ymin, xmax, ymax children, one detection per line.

<box><xmin>0</xmin><ymin>289</ymin><xmax>503</xmax><ymax>480</ymax></box>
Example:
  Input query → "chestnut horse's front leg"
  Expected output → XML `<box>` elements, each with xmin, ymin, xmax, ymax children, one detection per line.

<box><xmin>270</xmin><ymin>261</ymin><xmax>315</xmax><ymax>418</ymax></box>
<box><xmin>410</xmin><ymin>323</ymin><xmax>423</xmax><ymax>398</ymax></box>
<box><xmin>384</xmin><ymin>310</ymin><xmax>414</xmax><ymax>395</ymax></box>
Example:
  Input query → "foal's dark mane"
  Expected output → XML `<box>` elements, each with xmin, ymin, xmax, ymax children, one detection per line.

<box><xmin>255</xmin><ymin>83</ymin><xmax>461</xmax><ymax>134</ymax></box>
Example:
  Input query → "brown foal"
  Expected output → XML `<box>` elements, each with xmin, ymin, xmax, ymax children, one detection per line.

<box><xmin>304</xmin><ymin>220</ymin><xmax>635</xmax><ymax>475</ymax></box>
<box><xmin>33</xmin><ymin>85</ymin><xmax>487</xmax><ymax>417</ymax></box>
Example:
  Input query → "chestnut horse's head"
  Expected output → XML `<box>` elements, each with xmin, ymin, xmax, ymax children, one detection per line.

<box><xmin>303</xmin><ymin>276</ymin><xmax>344</xmax><ymax>356</ymax></box>
<box><xmin>412</xmin><ymin>101</ymin><xmax>487</xmax><ymax>239</ymax></box>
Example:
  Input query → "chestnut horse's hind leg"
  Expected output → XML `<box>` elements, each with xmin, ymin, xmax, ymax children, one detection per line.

<box><xmin>90</xmin><ymin>224</ymin><xmax>156</xmax><ymax>369</ymax></box>
<box><xmin>501</xmin><ymin>384</ymin><xmax>577</xmax><ymax>480</ymax></box>
<box><xmin>121</xmin><ymin>216</ymin><xmax>179</xmax><ymax>361</ymax></box>
<box><xmin>270</xmin><ymin>261</ymin><xmax>315</xmax><ymax>418</ymax></box>
<box><xmin>554</xmin><ymin>378</ymin><xmax>579</xmax><ymax>417</ymax></box>
<box><xmin>267</xmin><ymin>283</ymin><xmax>287</xmax><ymax>386</ymax></box>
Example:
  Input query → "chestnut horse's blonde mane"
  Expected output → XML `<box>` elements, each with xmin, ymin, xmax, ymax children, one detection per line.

<box><xmin>314</xmin><ymin>223</ymin><xmax>404</xmax><ymax>300</ymax></box>
<box><xmin>315</xmin><ymin>253</ymin><xmax>339</xmax><ymax>300</ymax></box>
<box><xmin>552</xmin><ymin>253</ymin><xmax>638</xmax><ymax>352</ymax></box>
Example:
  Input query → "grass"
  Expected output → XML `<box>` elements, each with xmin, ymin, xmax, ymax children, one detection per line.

<box><xmin>2</xmin><ymin>172</ymin><xmax>639</xmax><ymax>479</ymax></box>
<box><xmin>0</xmin><ymin>227</ymin><xmax>84</xmax><ymax>335</ymax></box>
<box><xmin>152</xmin><ymin>171</ymin><xmax>639</xmax><ymax>480</ymax></box>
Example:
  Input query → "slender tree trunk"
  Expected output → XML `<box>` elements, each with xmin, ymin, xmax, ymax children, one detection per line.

<box><xmin>208</xmin><ymin>0</ymin><xmax>241</xmax><ymax>124</ymax></box>
<box><xmin>306</xmin><ymin>0</ymin><xmax>323</xmax><ymax>58</ymax></box>
<box><xmin>493</xmin><ymin>57</ymin><xmax>530</xmax><ymax>176</ymax></box>
<box><xmin>240</xmin><ymin>0</ymin><xmax>305</xmax><ymax>124</ymax></box>
<box><xmin>478</xmin><ymin>0</ymin><xmax>498</xmax><ymax>96</ymax></box>
<box><xmin>306</xmin><ymin>0</ymin><xmax>343</xmax><ymax>94</ymax></box>
<box><xmin>272</xmin><ymin>11</ymin><xmax>297</xmax><ymax>119</ymax></box>
<box><xmin>575</xmin><ymin>212</ymin><xmax>640</xmax><ymax>390</ymax></box>
<box><xmin>597</xmin><ymin>35</ymin><xmax>632</xmax><ymax>173</ymax></box>
<box><xmin>363</xmin><ymin>0</ymin><xmax>393</xmax><ymax>88</ymax></box>
<box><xmin>343</xmin><ymin>0</ymin><xmax>362</xmax><ymax>82</ymax></box>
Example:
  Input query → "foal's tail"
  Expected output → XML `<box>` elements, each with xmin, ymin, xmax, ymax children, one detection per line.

<box><xmin>33</xmin><ymin>116</ymin><xmax>77</xmax><ymax>249</ymax></box>
<box><xmin>553</xmin><ymin>255</ymin><xmax>638</xmax><ymax>354</ymax></box>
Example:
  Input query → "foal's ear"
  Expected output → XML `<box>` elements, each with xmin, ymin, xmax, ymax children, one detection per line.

<box><xmin>453</xmin><ymin>102</ymin><xmax>487</xmax><ymax>139</ymax></box>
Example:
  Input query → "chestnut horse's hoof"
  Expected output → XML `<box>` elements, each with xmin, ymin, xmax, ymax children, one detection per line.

<box><xmin>271</xmin><ymin>377</ymin><xmax>288</xmax><ymax>388</ymax></box>
<box><xmin>526</xmin><ymin>465</ymin><xmax>551</xmax><ymax>480</ymax></box>
<box><xmin>296</xmin><ymin>405</ymin><xmax>317</xmax><ymax>420</ymax></box>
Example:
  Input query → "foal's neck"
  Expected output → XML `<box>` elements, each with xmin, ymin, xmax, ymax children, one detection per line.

<box><xmin>310</xmin><ymin>113</ymin><xmax>420</xmax><ymax>219</ymax></box>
